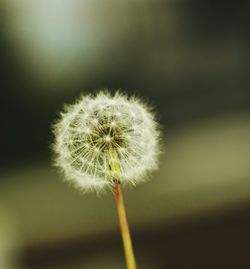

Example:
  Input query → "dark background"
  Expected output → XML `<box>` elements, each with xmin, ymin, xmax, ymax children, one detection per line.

<box><xmin>1</xmin><ymin>1</ymin><xmax>250</xmax><ymax>268</ymax></box>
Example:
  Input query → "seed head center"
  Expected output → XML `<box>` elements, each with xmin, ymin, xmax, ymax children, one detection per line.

<box><xmin>104</xmin><ymin>135</ymin><xmax>111</xmax><ymax>142</ymax></box>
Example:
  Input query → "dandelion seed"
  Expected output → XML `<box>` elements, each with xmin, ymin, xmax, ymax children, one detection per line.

<box><xmin>105</xmin><ymin>137</ymin><xmax>111</xmax><ymax>143</ymax></box>
<box><xmin>84</xmin><ymin>143</ymin><xmax>90</xmax><ymax>148</ymax></box>
<box><xmin>84</xmin><ymin>127</ymin><xmax>91</xmax><ymax>134</ymax></box>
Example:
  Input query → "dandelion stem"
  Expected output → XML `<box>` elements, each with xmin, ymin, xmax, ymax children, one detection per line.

<box><xmin>108</xmin><ymin>149</ymin><xmax>137</xmax><ymax>269</ymax></box>
<box><xmin>114</xmin><ymin>182</ymin><xmax>137</xmax><ymax>269</ymax></box>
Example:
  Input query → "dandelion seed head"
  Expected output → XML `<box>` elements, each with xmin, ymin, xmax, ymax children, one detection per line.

<box><xmin>52</xmin><ymin>91</ymin><xmax>161</xmax><ymax>192</ymax></box>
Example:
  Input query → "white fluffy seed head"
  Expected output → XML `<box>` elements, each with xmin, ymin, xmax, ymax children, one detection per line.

<box><xmin>52</xmin><ymin>91</ymin><xmax>161</xmax><ymax>193</ymax></box>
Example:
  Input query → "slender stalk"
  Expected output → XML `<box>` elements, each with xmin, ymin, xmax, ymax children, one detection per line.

<box><xmin>114</xmin><ymin>182</ymin><xmax>137</xmax><ymax>269</ymax></box>
<box><xmin>108</xmin><ymin>149</ymin><xmax>137</xmax><ymax>269</ymax></box>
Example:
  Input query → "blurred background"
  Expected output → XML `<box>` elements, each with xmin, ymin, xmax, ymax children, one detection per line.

<box><xmin>1</xmin><ymin>0</ymin><xmax>250</xmax><ymax>268</ymax></box>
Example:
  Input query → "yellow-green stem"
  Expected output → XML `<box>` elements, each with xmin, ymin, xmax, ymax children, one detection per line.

<box><xmin>114</xmin><ymin>182</ymin><xmax>137</xmax><ymax>269</ymax></box>
<box><xmin>108</xmin><ymin>150</ymin><xmax>137</xmax><ymax>269</ymax></box>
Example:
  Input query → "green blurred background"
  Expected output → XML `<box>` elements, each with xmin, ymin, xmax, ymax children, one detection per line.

<box><xmin>1</xmin><ymin>1</ymin><xmax>250</xmax><ymax>268</ymax></box>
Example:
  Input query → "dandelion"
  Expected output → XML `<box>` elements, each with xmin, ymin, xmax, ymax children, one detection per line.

<box><xmin>52</xmin><ymin>91</ymin><xmax>161</xmax><ymax>269</ymax></box>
